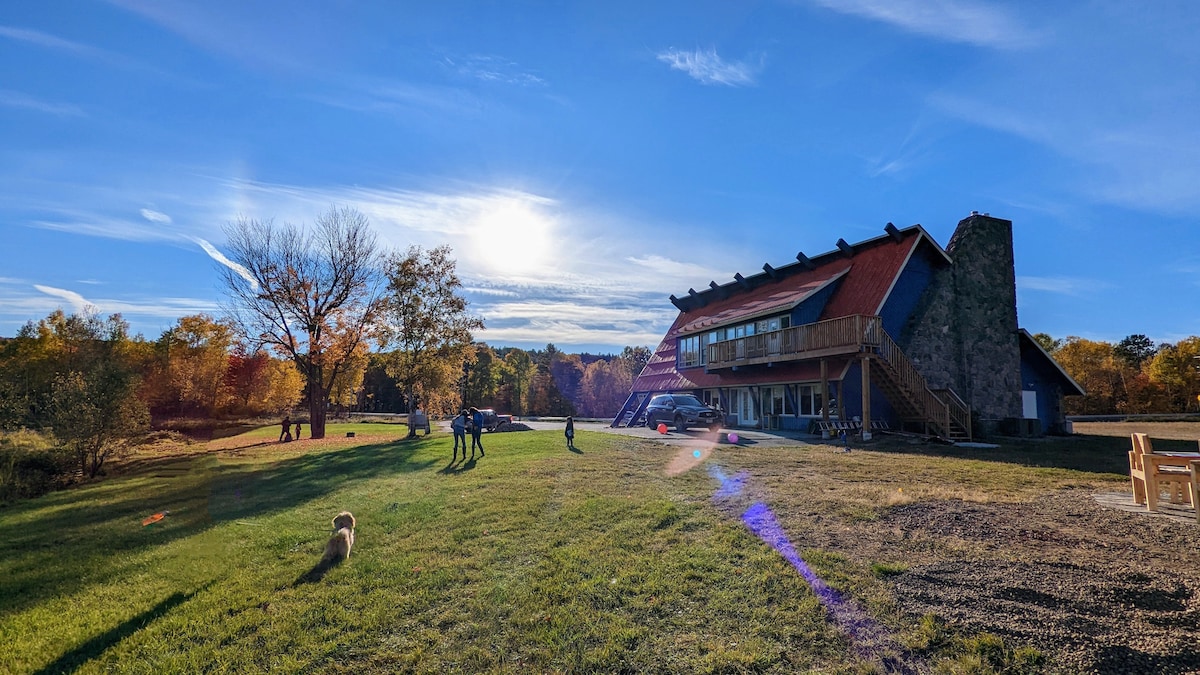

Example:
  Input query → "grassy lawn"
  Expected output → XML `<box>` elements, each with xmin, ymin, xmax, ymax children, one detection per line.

<box><xmin>0</xmin><ymin>424</ymin><xmax>1144</xmax><ymax>674</ymax></box>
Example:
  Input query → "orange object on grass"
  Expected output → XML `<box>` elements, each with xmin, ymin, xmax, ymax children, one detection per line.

<box><xmin>141</xmin><ymin>511</ymin><xmax>168</xmax><ymax>526</ymax></box>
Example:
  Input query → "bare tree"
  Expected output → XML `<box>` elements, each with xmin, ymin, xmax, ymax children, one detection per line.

<box><xmin>219</xmin><ymin>207</ymin><xmax>382</xmax><ymax>439</ymax></box>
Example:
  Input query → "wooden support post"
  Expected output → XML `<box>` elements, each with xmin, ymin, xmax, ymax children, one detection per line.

<box><xmin>820</xmin><ymin>359</ymin><xmax>830</xmax><ymax>439</ymax></box>
<box><xmin>861</xmin><ymin>356</ymin><xmax>872</xmax><ymax>440</ymax></box>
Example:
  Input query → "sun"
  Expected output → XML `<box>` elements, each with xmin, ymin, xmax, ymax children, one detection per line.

<box><xmin>468</xmin><ymin>197</ymin><xmax>557</xmax><ymax>280</ymax></box>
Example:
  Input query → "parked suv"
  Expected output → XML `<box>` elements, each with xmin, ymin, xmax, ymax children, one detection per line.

<box><xmin>478</xmin><ymin>408</ymin><xmax>513</xmax><ymax>432</ymax></box>
<box><xmin>644</xmin><ymin>394</ymin><xmax>722</xmax><ymax>432</ymax></box>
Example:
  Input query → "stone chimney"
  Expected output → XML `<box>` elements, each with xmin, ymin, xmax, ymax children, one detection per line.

<box><xmin>946</xmin><ymin>213</ymin><xmax>1023</xmax><ymax>429</ymax></box>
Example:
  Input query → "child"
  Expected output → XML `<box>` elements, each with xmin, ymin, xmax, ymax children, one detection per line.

<box><xmin>565</xmin><ymin>416</ymin><xmax>575</xmax><ymax>450</ymax></box>
<box><xmin>451</xmin><ymin>410</ymin><xmax>468</xmax><ymax>461</ymax></box>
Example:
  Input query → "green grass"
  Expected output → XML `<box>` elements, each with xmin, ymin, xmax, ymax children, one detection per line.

<box><xmin>0</xmin><ymin>427</ymin><xmax>1126</xmax><ymax>673</ymax></box>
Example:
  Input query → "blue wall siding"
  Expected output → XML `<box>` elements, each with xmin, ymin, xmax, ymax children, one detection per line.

<box><xmin>879</xmin><ymin>244</ymin><xmax>937</xmax><ymax>341</ymax></box>
<box><xmin>792</xmin><ymin>278</ymin><xmax>843</xmax><ymax>326</ymax></box>
<box><xmin>1019</xmin><ymin>348</ymin><xmax>1064</xmax><ymax>433</ymax></box>
<box><xmin>838</xmin><ymin>362</ymin><xmax>898</xmax><ymax>427</ymax></box>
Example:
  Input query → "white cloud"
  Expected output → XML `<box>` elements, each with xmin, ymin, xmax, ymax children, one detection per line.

<box><xmin>0</xmin><ymin>90</ymin><xmax>85</xmax><ymax>117</ymax></box>
<box><xmin>192</xmin><ymin>237</ymin><xmax>259</xmax><ymax>292</ymax></box>
<box><xmin>806</xmin><ymin>0</ymin><xmax>1039</xmax><ymax>49</ymax></box>
<box><xmin>1017</xmin><ymin>276</ymin><xmax>1106</xmax><ymax>295</ymax></box>
<box><xmin>656</xmin><ymin>48</ymin><xmax>759</xmax><ymax>87</ymax></box>
<box><xmin>140</xmin><ymin>208</ymin><xmax>172</xmax><ymax>224</ymax></box>
<box><xmin>445</xmin><ymin>55</ymin><xmax>546</xmax><ymax>87</ymax></box>
<box><xmin>33</xmin><ymin>285</ymin><xmax>94</xmax><ymax>314</ymax></box>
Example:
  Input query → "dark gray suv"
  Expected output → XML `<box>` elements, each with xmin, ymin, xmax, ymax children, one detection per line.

<box><xmin>644</xmin><ymin>394</ymin><xmax>722</xmax><ymax>432</ymax></box>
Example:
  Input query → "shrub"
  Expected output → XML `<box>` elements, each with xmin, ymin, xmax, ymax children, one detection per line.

<box><xmin>0</xmin><ymin>429</ymin><xmax>74</xmax><ymax>502</ymax></box>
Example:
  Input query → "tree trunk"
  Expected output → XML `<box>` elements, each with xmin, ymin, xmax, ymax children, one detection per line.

<box><xmin>309</xmin><ymin>376</ymin><xmax>328</xmax><ymax>439</ymax></box>
<box><xmin>405</xmin><ymin>384</ymin><xmax>417</xmax><ymax>438</ymax></box>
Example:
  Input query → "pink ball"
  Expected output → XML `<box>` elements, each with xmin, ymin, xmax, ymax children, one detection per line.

<box><xmin>727</xmin><ymin>433</ymin><xmax>739</xmax><ymax>444</ymax></box>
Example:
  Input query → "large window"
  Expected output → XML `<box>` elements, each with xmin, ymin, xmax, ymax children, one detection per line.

<box><xmin>798</xmin><ymin>385</ymin><xmax>824</xmax><ymax>416</ymax></box>
<box><xmin>712</xmin><ymin>314</ymin><xmax>791</xmax><ymax>345</ymax></box>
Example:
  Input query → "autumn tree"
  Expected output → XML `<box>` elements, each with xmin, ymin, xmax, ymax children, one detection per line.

<box><xmin>151</xmin><ymin>314</ymin><xmax>236</xmax><ymax>417</ymax></box>
<box><xmin>377</xmin><ymin>245</ymin><xmax>482</xmax><ymax>433</ymax></box>
<box><xmin>219</xmin><ymin>207</ymin><xmax>382</xmax><ymax>439</ymax></box>
<box><xmin>578</xmin><ymin>357</ymin><xmax>633</xmax><ymax>417</ymax></box>
<box><xmin>1054</xmin><ymin>337</ymin><xmax>1131</xmax><ymax>415</ymax></box>
<box><xmin>1144</xmin><ymin>338</ymin><xmax>1200</xmax><ymax>412</ymax></box>
<box><xmin>501</xmin><ymin>349</ymin><xmax>535</xmax><ymax>415</ymax></box>
<box><xmin>40</xmin><ymin>312</ymin><xmax>149</xmax><ymax>478</ymax></box>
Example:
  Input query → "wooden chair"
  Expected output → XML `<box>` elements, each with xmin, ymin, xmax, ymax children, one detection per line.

<box><xmin>1129</xmin><ymin>433</ymin><xmax>1194</xmax><ymax>511</ymax></box>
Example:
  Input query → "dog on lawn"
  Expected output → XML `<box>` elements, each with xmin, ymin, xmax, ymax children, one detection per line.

<box><xmin>322</xmin><ymin>511</ymin><xmax>356</xmax><ymax>563</ymax></box>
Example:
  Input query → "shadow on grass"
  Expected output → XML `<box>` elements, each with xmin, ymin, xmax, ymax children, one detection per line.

<box><xmin>294</xmin><ymin>553</ymin><xmax>345</xmax><ymax>586</ymax></box>
<box><xmin>568</xmin><ymin>445</ymin><xmax>583</xmax><ymax>454</ymax></box>
<box><xmin>440</xmin><ymin>457</ymin><xmax>479</xmax><ymax>474</ymax></box>
<box><xmin>32</xmin><ymin>582</ymin><xmax>211</xmax><ymax>675</ymax></box>
<box><xmin>0</xmin><ymin>437</ymin><xmax>438</xmax><ymax>616</ymax></box>
<box><xmin>865</xmin><ymin>433</ymin><xmax>1191</xmax><ymax>475</ymax></box>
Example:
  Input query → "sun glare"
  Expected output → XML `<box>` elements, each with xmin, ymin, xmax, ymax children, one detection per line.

<box><xmin>468</xmin><ymin>197</ymin><xmax>557</xmax><ymax>280</ymax></box>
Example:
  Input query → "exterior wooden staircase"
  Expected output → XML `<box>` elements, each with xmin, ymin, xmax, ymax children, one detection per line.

<box><xmin>610</xmin><ymin>392</ymin><xmax>651</xmax><ymax>428</ymax></box>
<box><xmin>870</xmin><ymin>330</ymin><xmax>972</xmax><ymax>442</ymax></box>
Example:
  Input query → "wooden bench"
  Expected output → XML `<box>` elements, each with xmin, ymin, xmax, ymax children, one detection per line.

<box><xmin>1129</xmin><ymin>433</ymin><xmax>1198</xmax><ymax>513</ymax></box>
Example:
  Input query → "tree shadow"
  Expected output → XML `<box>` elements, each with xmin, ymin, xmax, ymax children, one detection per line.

<box><xmin>0</xmin><ymin>438</ymin><xmax>437</xmax><ymax>616</ymax></box>
<box><xmin>32</xmin><ymin>582</ymin><xmax>211</xmax><ymax>675</ymax></box>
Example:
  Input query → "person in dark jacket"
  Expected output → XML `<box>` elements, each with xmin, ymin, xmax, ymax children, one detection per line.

<box><xmin>469</xmin><ymin>407</ymin><xmax>485</xmax><ymax>457</ymax></box>
<box><xmin>565</xmin><ymin>416</ymin><xmax>575</xmax><ymax>450</ymax></box>
<box><xmin>280</xmin><ymin>416</ymin><xmax>292</xmax><ymax>442</ymax></box>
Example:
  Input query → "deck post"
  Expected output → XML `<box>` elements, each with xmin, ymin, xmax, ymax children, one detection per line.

<box><xmin>861</xmin><ymin>356</ymin><xmax>872</xmax><ymax>440</ymax></box>
<box><xmin>820</xmin><ymin>359</ymin><xmax>830</xmax><ymax>439</ymax></box>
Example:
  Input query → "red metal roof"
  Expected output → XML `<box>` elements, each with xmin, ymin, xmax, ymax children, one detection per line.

<box><xmin>632</xmin><ymin>227</ymin><xmax>931</xmax><ymax>394</ymax></box>
<box><xmin>677</xmin><ymin>269</ymin><xmax>847</xmax><ymax>334</ymax></box>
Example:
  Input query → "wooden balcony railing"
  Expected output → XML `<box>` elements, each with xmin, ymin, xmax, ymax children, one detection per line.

<box><xmin>706</xmin><ymin>314</ymin><xmax>882</xmax><ymax>370</ymax></box>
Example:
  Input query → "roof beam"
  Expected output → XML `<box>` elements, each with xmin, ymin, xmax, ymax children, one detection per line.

<box><xmin>669</xmin><ymin>294</ymin><xmax>685</xmax><ymax>310</ymax></box>
<box><xmin>885</xmin><ymin>222</ymin><xmax>902</xmax><ymax>242</ymax></box>
<box><xmin>709</xmin><ymin>280</ymin><xmax>728</xmax><ymax>299</ymax></box>
<box><xmin>836</xmin><ymin>238</ymin><xmax>854</xmax><ymax>257</ymax></box>
<box><xmin>762</xmin><ymin>262</ymin><xmax>779</xmax><ymax>279</ymax></box>
<box><xmin>734</xmin><ymin>272</ymin><xmax>751</xmax><ymax>289</ymax></box>
<box><xmin>795</xmin><ymin>252</ymin><xmax>814</xmax><ymax>269</ymax></box>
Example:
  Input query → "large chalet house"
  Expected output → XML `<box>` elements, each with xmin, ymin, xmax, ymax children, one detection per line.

<box><xmin>612</xmin><ymin>213</ymin><xmax>1083</xmax><ymax>440</ymax></box>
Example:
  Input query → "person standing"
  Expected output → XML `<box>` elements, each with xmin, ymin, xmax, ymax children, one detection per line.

<box><xmin>565</xmin><ymin>416</ymin><xmax>575</xmax><ymax>450</ymax></box>
<box><xmin>294</xmin><ymin>420</ymin><xmax>303</xmax><ymax>440</ymax></box>
<box><xmin>469</xmin><ymin>407</ymin><xmax>485</xmax><ymax>457</ymax></box>
<box><xmin>279</xmin><ymin>415</ymin><xmax>292</xmax><ymax>443</ymax></box>
<box><xmin>451</xmin><ymin>410</ymin><xmax>468</xmax><ymax>461</ymax></box>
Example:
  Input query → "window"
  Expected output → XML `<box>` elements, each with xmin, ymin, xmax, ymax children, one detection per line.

<box><xmin>678</xmin><ymin>335</ymin><xmax>701</xmax><ymax>368</ymax></box>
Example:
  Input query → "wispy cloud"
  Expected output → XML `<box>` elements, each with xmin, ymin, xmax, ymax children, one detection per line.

<box><xmin>140</xmin><ymin>208</ymin><xmax>172</xmax><ymax>224</ymax></box>
<box><xmin>0</xmin><ymin>25</ymin><xmax>103</xmax><ymax>56</ymax></box>
<box><xmin>0</xmin><ymin>90</ymin><xmax>85</xmax><ymax>118</ymax></box>
<box><xmin>445</xmin><ymin>55</ymin><xmax>546</xmax><ymax>87</ymax></box>
<box><xmin>806</xmin><ymin>0</ymin><xmax>1039</xmax><ymax>49</ymax></box>
<box><xmin>656</xmin><ymin>48</ymin><xmax>759</xmax><ymax>87</ymax></box>
<box><xmin>0</xmin><ymin>286</ymin><xmax>218</xmax><ymax>326</ymax></box>
<box><xmin>1017</xmin><ymin>276</ymin><xmax>1106</xmax><ymax>295</ymax></box>
<box><xmin>33</xmin><ymin>285</ymin><xmax>94</xmax><ymax>314</ymax></box>
<box><xmin>192</xmin><ymin>237</ymin><xmax>259</xmax><ymax>292</ymax></box>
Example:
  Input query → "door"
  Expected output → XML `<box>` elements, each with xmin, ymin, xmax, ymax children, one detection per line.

<box><xmin>1022</xmin><ymin>390</ymin><xmax>1038</xmax><ymax>419</ymax></box>
<box><xmin>739</xmin><ymin>387</ymin><xmax>757</xmax><ymax>427</ymax></box>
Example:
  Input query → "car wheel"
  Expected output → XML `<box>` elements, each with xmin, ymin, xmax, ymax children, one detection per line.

<box><xmin>646</xmin><ymin>416</ymin><xmax>657</xmax><ymax>429</ymax></box>
<box><xmin>674</xmin><ymin>416</ymin><xmax>687</xmax><ymax>433</ymax></box>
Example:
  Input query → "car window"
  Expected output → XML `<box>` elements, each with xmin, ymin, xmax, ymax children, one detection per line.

<box><xmin>673</xmin><ymin>395</ymin><xmax>704</xmax><ymax>407</ymax></box>
<box><xmin>650</xmin><ymin>396</ymin><xmax>670</xmax><ymax>406</ymax></box>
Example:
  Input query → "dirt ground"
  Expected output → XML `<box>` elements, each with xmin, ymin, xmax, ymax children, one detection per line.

<box><xmin>822</xmin><ymin>421</ymin><xmax>1200</xmax><ymax>675</ymax></box>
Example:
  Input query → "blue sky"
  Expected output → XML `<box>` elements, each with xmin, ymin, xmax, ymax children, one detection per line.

<box><xmin>2</xmin><ymin>1</ymin><xmax>1198</xmax><ymax>353</ymax></box>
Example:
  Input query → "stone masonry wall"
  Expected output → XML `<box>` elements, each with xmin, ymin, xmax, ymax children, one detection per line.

<box><xmin>902</xmin><ymin>214</ymin><xmax>1023</xmax><ymax>434</ymax></box>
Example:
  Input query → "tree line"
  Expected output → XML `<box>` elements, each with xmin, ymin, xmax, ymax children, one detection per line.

<box><xmin>1034</xmin><ymin>333</ymin><xmax>1200</xmax><ymax>415</ymax></box>
<box><xmin>0</xmin><ymin>207</ymin><xmax>651</xmax><ymax>486</ymax></box>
